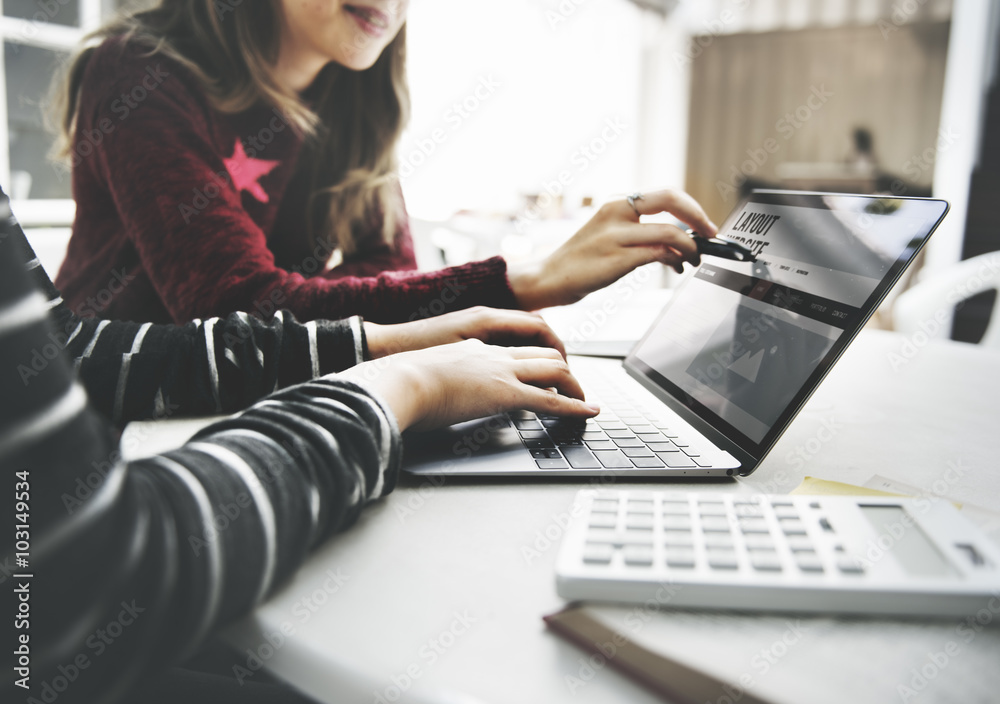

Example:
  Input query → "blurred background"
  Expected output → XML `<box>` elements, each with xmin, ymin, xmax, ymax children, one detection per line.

<box><xmin>2</xmin><ymin>0</ymin><xmax>998</xmax><ymax>341</ymax></box>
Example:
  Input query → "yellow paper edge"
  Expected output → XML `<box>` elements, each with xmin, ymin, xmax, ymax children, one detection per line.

<box><xmin>790</xmin><ymin>476</ymin><xmax>907</xmax><ymax>498</ymax></box>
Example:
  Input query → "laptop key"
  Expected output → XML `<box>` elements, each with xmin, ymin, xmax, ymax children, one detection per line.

<box><xmin>655</xmin><ymin>453</ymin><xmax>697</xmax><ymax>468</ymax></box>
<box><xmin>523</xmin><ymin>439</ymin><xmax>556</xmax><ymax>449</ymax></box>
<box><xmin>648</xmin><ymin>442</ymin><xmax>677</xmax><ymax>452</ymax></box>
<box><xmin>627</xmin><ymin>424</ymin><xmax>658</xmax><ymax>434</ymax></box>
<box><xmin>562</xmin><ymin>446</ymin><xmax>602</xmax><ymax>469</ymax></box>
<box><xmin>585</xmin><ymin>440</ymin><xmax>617</xmax><ymax>451</ymax></box>
<box><xmin>593</xmin><ymin>450</ymin><xmax>633</xmax><ymax>468</ymax></box>
<box><xmin>581</xmin><ymin>431</ymin><xmax>609</xmax><ymax>441</ymax></box>
<box><xmin>514</xmin><ymin>419</ymin><xmax>543</xmax><ymax>431</ymax></box>
<box><xmin>613</xmin><ymin>437</ymin><xmax>644</xmax><ymax>448</ymax></box>
<box><xmin>519</xmin><ymin>430</ymin><xmax>547</xmax><ymax>440</ymax></box>
<box><xmin>622</xmin><ymin>447</ymin><xmax>654</xmax><ymax>457</ymax></box>
<box><xmin>637</xmin><ymin>433</ymin><xmax>668</xmax><ymax>443</ymax></box>
<box><xmin>597</xmin><ymin>421</ymin><xmax>627</xmax><ymax>430</ymax></box>
<box><xmin>630</xmin><ymin>456</ymin><xmax>665</xmax><ymax>468</ymax></box>
<box><xmin>605</xmin><ymin>429</ymin><xmax>637</xmax><ymax>438</ymax></box>
<box><xmin>535</xmin><ymin>459</ymin><xmax>569</xmax><ymax>469</ymax></box>
<box><xmin>530</xmin><ymin>449</ymin><xmax>548</xmax><ymax>458</ymax></box>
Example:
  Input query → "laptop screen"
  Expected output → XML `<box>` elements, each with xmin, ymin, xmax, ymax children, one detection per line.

<box><xmin>627</xmin><ymin>192</ymin><xmax>948</xmax><ymax>455</ymax></box>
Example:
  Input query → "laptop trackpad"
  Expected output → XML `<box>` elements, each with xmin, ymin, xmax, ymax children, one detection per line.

<box><xmin>403</xmin><ymin>414</ymin><xmax>534</xmax><ymax>474</ymax></box>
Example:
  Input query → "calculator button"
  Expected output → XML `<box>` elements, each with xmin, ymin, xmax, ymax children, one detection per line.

<box><xmin>625</xmin><ymin>514</ymin><xmax>655</xmax><ymax>530</ymax></box>
<box><xmin>739</xmin><ymin>518</ymin><xmax>770</xmax><ymax>534</ymax></box>
<box><xmin>588</xmin><ymin>512</ymin><xmax>618</xmax><ymax>529</ymax></box>
<box><xmin>785</xmin><ymin>535</ymin><xmax>815</xmax><ymax>552</ymax></box>
<box><xmin>582</xmin><ymin>543</ymin><xmax>614</xmax><ymax>564</ymax></box>
<box><xmin>628</xmin><ymin>499</ymin><xmax>655</xmax><ymax>510</ymax></box>
<box><xmin>773</xmin><ymin>505</ymin><xmax>800</xmax><ymax>519</ymax></box>
<box><xmin>781</xmin><ymin>519</ymin><xmax>808</xmax><ymax>535</ymax></box>
<box><xmin>591</xmin><ymin>499</ymin><xmax>619</xmax><ymax>512</ymax></box>
<box><xmin>836</xmin><ymin>555</ymin><xmax>865</xmax><ymax>574</ymax></box>
<box><xmin>623</xmin><ymin>545</ymin><xmax>654</xmax><ymax>566</ymax></box>
<box><xmin>663</xmin><ymin>531</ymin><xmax>694</xmax><ymax>547</ymax></box>
<box><xmin>749</xmin><ymin>551</ymin><xmax>783</xmax><ymax>572</ymax></box>
<box><xmin>743</xmin><ymin>534</ymin><xmax>777</xmax><ymax>550</ymax></box>
<box><xmin>707</xmin><ymin>551</ymin><xmax>740</xmax><ymax>570</ymax></box>
<box><xmin>662</xmin><ymin>502</ymin><xmax>689</xmax><ymax>515</ymax></box>
<box><xmin>819</xmin><ymin>518</ymin><xmax>835</xmax><ymax>532</ymax></box>
<box><xmin>663</xmin><ymin>516</ymin><xmax>693</xmax><ymax>530</ymax></box>
<box><xmin>665</xmin><ymin>548</ymin><xmax>696</xmax><ymax>568</ymax></box>
<box><xmin>734</xmin><ymin>503</ymin><xmax>763</xmax><ymax>517</ymax></box>
<box><xmin>704</xmin><ymin>533</ymin><xmax>736</xmax><ymax>549</ymax></box>
<box><xmin>698</xmin><ymin>502</ymin><xmax>727</xmax><ymax>516</ymax></box>
<box><xmin>700</xmin><ymin>516</ymin><xmax>732</xmax><ymax>532</ymax></box>
<box><xmin>795</xmin><ymin>551</ymin><xmax>824</xmax><ymax>573</ymax></box>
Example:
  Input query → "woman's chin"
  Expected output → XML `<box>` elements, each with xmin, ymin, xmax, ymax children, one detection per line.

<box><xmin>335</xmin><ymin>50</ymin><xmax>385</xmax><ymax>71</ymax></box>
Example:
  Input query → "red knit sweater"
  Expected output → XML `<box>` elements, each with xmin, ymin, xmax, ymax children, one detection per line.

<box><xmin>55</xmin><ymin>39</ymin><xmax>519</xmax><ymax>325</ymax></box>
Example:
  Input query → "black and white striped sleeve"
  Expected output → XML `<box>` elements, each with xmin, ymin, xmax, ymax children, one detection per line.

<box><xmin>2</xmin><ymin>189</ymin><xmax>368</xmax><ymax>426</ymax></box>
<box><xmin>0</xmin><ymin>224</ymin><xmax>402</xmax><ymax>703</ymax></box>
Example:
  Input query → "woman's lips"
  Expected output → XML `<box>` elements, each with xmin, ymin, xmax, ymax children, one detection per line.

<box><xmin>344</xmin><ymin>4</ymin><xmax>390</xmax><ymax>37</ymax></box>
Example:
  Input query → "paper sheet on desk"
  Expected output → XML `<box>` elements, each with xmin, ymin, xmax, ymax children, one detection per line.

<box><xmin>789</xmin><ymin>476</ymin><xmax>904</xmax><ymax>498</ymax></box>
<box><xmin>579</xmin><ymin>606</ymin><xmax>1000</xmax><ymax>704</ymax></box>
<box><xmin>540</xmin><ymin>287</ymin><xmax>673</xmax><ymax>357</ymax></box>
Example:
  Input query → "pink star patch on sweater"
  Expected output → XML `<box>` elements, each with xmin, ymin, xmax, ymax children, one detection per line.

<box><xmin>223</xmin><ymin>139</ymin><xmax>280</xmax><ymax>203</ymax></box>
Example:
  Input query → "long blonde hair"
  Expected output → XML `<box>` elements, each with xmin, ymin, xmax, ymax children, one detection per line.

<box><xmin>54</xmin><ymin>0</ymin><xmax>409</xmax><ymax>263</ymax></box>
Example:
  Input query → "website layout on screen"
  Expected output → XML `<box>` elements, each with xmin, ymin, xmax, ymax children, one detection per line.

<box><xmin>633</xmin><ymin>197</ymin><xmax>931</xmax><ymax>443</ymax></box>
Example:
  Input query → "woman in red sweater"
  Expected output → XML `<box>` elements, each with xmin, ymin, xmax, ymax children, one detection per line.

<box><xmin>54</xmin><ymin>0</ymin><xmax>716</xmax><ymax>326</ymax></box>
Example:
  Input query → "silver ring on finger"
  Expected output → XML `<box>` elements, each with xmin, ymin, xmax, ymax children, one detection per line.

<box><xmin>626</xmin><ymin>192</ymin><xmax>644</xmax><ymax>217</ymax></box>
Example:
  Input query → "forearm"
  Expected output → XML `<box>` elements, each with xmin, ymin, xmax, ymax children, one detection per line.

<box><xmin>68</xmin><ymin>309</ymin><xmax>366</xmax><ymax>424</ymax></box>
<box><xmin>9</xmin><ymin>377</ymin><xmax>400</xmax><ymax>704</ymax></box>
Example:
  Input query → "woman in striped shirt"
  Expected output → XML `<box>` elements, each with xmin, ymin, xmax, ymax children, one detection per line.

<box><xmin>1</xmin><ymin>192</ymin><xmax>597</xmax><ymax>703</ymax></box>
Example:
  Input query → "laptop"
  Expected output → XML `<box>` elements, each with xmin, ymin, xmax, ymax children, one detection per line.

<box><xmin>404</xmin><ymin>190</ymin><xmax>949</xmax><ymax>478</ymax></box>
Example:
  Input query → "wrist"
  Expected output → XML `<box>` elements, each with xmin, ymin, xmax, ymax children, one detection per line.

<box><xmin>363</xmin><ymin>321</ymin><xmax>390</xmax><ymax>359</ymax></box>
<box><xmin>339</xmin><ymin>358</ymin><xmax>427</xmax><ymax>430</ymax></box>
<box><xmin>507</xmin><ymin>260</ymin><xmax>548</xmax><ymax>311</ymax></box>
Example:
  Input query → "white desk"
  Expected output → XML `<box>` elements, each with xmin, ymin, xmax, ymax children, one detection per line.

<box><xmin>126</xmin><ymin>330</ymin><xmax>1000</xmax><ymax>704</ymax></box>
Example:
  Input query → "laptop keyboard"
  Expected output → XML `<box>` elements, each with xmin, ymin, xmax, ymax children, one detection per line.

<box><xmin>511</xmin><ymin>391</ymin><xmax>711</xmax><ymax>471</ymax></box>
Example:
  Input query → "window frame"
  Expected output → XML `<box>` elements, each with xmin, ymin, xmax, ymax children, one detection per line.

<box><xmin>0</xmin><ymin>0</ymin><xmax>107</xmax><ymax>225</ymax></box>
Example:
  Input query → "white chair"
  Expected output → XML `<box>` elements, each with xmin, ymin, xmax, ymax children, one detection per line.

<box><xmin>893</xmin><ymin>252</ymin><xmax>1000</xmax><ymax>347</ymax></box>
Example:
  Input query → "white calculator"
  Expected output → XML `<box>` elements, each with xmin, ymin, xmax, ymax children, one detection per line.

<box><xmin>555</xmin><ymin>490</ymin><xmax>1000</xmax><ymax>618</ymax></box>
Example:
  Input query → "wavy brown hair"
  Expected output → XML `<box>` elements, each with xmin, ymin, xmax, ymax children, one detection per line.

<box><xmin>54</xmin><ymin>0</ymin><xmax>409</xmax><ymax>261</ymax></box>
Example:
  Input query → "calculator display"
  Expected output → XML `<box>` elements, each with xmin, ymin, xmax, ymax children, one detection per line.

<box><xmin>858</xmin><ymin>505</ymin><xmax>956</xmax><ymax>578</ymax></box>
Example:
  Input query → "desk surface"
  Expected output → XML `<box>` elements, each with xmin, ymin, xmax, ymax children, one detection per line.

<box><xmin>127</xmin><ymin>330</ymin><xmax>1000</xmax><ymax>704</ymax></box>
